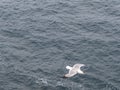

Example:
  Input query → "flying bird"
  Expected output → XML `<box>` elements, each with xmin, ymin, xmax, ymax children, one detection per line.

<box><xmin>63</xmin><ymin>64</ymin><xmax>85</xmax><ymax>78</ymax></box>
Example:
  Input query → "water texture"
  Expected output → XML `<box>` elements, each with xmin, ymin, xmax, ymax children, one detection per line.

<box><xmin>0</xmin><ymin>0</ymin><xmax>120</xmax><ymax>90</ymax></box>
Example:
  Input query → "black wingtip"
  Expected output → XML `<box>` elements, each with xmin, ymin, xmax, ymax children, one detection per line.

<box><xmin>60</xmin><ymin>76</ymin><xmax>68</xmax><ymax>79</ymax></box>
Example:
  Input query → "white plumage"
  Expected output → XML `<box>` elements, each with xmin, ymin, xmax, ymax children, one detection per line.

<box><xmin>64</xmin><ymin>64</ymin><xmax>85</xmax><ymax>78</ymax></box>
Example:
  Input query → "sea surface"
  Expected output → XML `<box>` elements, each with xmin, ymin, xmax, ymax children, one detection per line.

<box><xmin>0</xmin><ymin>0</ymin><xmax>120</xmax><ymax>90</ymax></box>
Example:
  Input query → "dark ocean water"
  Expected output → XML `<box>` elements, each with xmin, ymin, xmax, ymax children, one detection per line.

<box><xmin>0</xmin><ymin>0</ymin><xmax>120</xmax><ymax>90</ymax></box>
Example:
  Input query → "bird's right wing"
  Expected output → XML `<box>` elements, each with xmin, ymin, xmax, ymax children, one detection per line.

<box><xmin>73</xmin><ymin>64</ymin><xmax>85</xmax><ymax>69</ymax></box>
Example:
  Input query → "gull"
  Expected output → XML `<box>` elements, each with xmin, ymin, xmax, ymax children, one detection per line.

<box><xmin>63</xmin><ymin>64</ymin><xmax>85</xmax><ymax>78</ymax></box>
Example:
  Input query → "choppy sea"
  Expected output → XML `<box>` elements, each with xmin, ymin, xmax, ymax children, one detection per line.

<box><xmin>0</xmin><ymin>0</ymin><xmax>120</xmax><ymax>90</ymax></box>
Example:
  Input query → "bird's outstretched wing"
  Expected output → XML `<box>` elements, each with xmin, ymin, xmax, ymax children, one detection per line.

<box><xmin>65</xmin><ymin>69</ymin><xmax>77</xmax><ymax>77</ymax></box>
<box><xmin>73</xmin><ymin>64</ymin><xmax>85</xmax><ymax>69</ymax></box>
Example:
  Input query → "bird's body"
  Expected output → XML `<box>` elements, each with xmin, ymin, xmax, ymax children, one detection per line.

<box><xmin>64</xmin><ymin>64</ymin><xmax>85</xmax><ymax>78</ymax></box>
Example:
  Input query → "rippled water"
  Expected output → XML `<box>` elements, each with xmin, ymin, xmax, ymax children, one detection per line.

<box><xmin>0</xmin><ymin>0</ymin><xmax>120</xmax><ymax>90</ymax></box>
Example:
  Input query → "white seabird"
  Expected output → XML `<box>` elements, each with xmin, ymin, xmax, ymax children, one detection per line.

<box><xmin>64</xmin><ymin>64</ymin><xmax>85</xmax><ymax>78</ymax></box>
